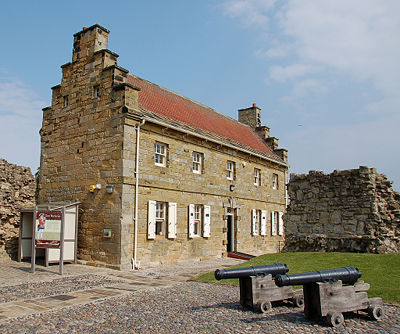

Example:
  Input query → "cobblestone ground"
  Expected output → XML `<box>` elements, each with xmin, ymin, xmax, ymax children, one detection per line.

<box><xmin>1</xmin><ymin>281</ymin><xmax>399</xmax><ymax>334</ymax></box>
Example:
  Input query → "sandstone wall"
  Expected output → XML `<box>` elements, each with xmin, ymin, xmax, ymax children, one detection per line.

<box><xmin>0</xmin><ymin>158</ymin><xmax>35</xmax><ymax>258</ymax></box>
<box><xmin>123</xmin><ymin>121</ymin><xmax>286</xmax><ymax>267</ymax></box>
<box><xmin>284</xmin><ymin>167</ymin><xmax>400</xmax><ymax>253</ymax></box>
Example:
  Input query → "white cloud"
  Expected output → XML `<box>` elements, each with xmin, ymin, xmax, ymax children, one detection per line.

<box><xmin>221</xmin><ymin>0</ymin><xmax>400</xmax><ymax>187</ymax></box>
<box><xmin>0</xmin><ymin>75</ymin><xmax>44</xmax><ymax>172</ymax></box>
<box><xmin>223</xmin><ymin>0</ymin><xmax>400</xmax><ymax>106</ymax></box>
<box><xmin>285</xmin><ymin>79</ymin><xmax>326</xmax><ymax>100</ymax></box>
<box><xmin>269</xmin><ymin>64</ymin><xmax>319</xmax><ymax>82</ymax></box>
<box><xmin>221</xmin><ymin>0</ymin><xmax>276</xmax><ymax>26</ymax></box>
<box><xmin>281</xmin><ymin>0</ymin><xmax>400</xmax><ymax>101</ymax></box>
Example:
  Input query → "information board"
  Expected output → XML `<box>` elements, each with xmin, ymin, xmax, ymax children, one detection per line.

<box><xmin>35</xmin><ymin>211</ymin><xmax>62</xmax><ymax>248</ymax></box>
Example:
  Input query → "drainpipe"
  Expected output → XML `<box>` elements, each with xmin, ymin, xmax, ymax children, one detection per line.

<box><xmin>133</xmin><ymin>119</ymin><xmax>146</xmax><ymax>270</ymax></box>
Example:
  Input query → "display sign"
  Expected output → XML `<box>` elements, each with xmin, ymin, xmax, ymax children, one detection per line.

<box><xmin>35</xmin><ymin>211</ymin><xmax>62</xmax><ymax>248</ymax></box>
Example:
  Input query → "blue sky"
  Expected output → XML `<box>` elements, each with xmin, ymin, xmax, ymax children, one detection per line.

<box><xmin>0</xmin><ymin>0</ymin><xmax>399</xmax><ymax>189</ymax></box>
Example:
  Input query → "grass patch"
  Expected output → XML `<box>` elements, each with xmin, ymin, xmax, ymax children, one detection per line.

<box><xmin>194</xmin><ymin>252</ymin><xmax>400</xmax><ymax>304</ymax></box>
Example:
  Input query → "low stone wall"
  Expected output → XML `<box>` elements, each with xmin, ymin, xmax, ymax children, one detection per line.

<box><xmin>0</xmin><ymin>158</ymin><xmax>36</xmax><ymax>258</ymax></box>
<box><xmin>284</xmin><ymin>167</ymin><xmax>400</xmax><ymax>253</ymax></box>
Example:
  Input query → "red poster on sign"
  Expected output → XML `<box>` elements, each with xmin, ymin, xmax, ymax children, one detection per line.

<box><xmin>35</xmin><ymin>211</ymin><xmax>62</xmax><ymax>248</ymax></box>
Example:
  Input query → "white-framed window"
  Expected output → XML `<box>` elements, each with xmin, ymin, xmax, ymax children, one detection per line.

<box><xmin>271</xmin><ymin>211</ymin><xmax>284</xmax><ymax>236</ymax></box>
<box><xmin>254</xmin><ymin>168</ymin><xmax>261</xmax><ymax>186</ymax></box>
<box><xmin>272</xmin><ymin>173</ymin><xmax>278</xmax><ymax>189</ymax></box>
<box><xmin>192</xmin><ymin>152</ymin><xmax>203</xmax><ymax>174</ymax></box>
<box><xmin>148</xmin><ymin>201</ymin><xmax>177</xmax><ymax>239</ymax></box>
<box><xmin>227</xmin><ymin>161</ymin><xmax>235</xmax><ymax>180</ymax></box>
<box><xmin>193</xmin><ymin>204</ymin><xmax>202</xmax><ymax>236</ymax></box>
<box><xmin>278</xmin><ymin>212</ymin><xmax>284</xmax><ymax>236</ymax></box>
<box><xmin>93</xmin><ymin>85</ymin><xmax>100</xmax><ymax>98</ymax></box>
<box><xmin>252</xmin><ymin>209</ymin><xmax>261</xmax><ymax>235</ymax></box>
<box><xmin>154</xmin><ymin>142</ymin><xmax>167</xmax><ymax>167</ymax></box>
<box><xmin>271</xmin><ymin>211</ymin><xmax>279</xmax><ymax>236</ymax></box>
<box><xmin>63</xmin><ymin>96</ymin><xmax>69</xmax><ymax>108</ymax></box>
<box><xmin>189</xmin><ymin>204</ymin><xmax>211</xmax><ymax>238</ymax></box>
<box><xmin>252</xmin><ymin>209</ymin><xmax>267</xmax><ymax>236</ymax></box>
<box><xmin>155</xmin><ymin>201</ymin><xmax>166</xmax><ymax>236</ymax></box>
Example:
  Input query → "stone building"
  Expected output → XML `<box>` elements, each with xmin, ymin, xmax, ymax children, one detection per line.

<box><xmin>0</xmin><ymin>158</ymin><xmax>35</xmax><ymax>258</ymax></box>
<box><xmin>284</xmin><ymin>167</ymin><xmax>400</xmax><ymax>253</ymax></box>
<box><xmin>38</xmin><ymin>25</ymin><xmax>288</xmax><ymax>270</ymax></box>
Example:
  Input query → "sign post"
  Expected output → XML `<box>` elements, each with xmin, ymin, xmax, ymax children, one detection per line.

<box><xmin>30</xmin><ymin>206</ymin><xmax>37</xmax><ymax>273</ymax></box>
<box><xmin>59</xmin><ymin>206</ymin><xmax>66</xmax><ymax>275</ymax></box>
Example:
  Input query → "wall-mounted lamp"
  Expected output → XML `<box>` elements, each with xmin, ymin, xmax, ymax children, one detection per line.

<box><xmin>89</xmin><ymin>184</ymin><xmax>102</xmax><ymax>193</ymax></box>
<box><xmin>106</xmin><ymin>184</ymin><xmax>114</xmax><ymax>194</ymax></box>
<box><xmin>242</xmin><ymin>161</ymin><xmax>246</xmax><ymax>168</ymax></box>
<box><xmin>230</xmin><ymin>184</ymin><xmax>235</xmax><ymax>192</ymax></box>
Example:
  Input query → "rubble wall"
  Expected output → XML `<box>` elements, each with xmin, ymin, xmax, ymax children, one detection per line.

<box><xmin>0</xmin><ymin>158</ymin><xmax>36</xmax><ymax>258</ymax></box>
<box><xmin>284</xmin><ymin>167</ymin><xmax>400</xmax><ymax>253</ymax></box>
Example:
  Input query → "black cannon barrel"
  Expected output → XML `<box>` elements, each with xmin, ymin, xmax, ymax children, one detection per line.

<box><xmin>275</xmin><ymin>267</ymin><xmax>361</xmax><ymax>287</ymax></box>
<box><xmin>214</xmin><ymin>263</ymin><xmax>289</xmax><ymax>280</ymax></box>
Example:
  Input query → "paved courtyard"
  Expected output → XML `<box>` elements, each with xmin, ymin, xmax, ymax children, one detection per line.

<box><xmin>0</xmin><ymin>258</ymin><xmax>399</xmax><ymax>333</ymax></box>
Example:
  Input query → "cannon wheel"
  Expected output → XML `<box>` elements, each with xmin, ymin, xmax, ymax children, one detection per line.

<box><xmin>257</xmin><ymin>301</ymin><xmax>272</xmax><ymax>313</ymax></box>
<box><xmin>326</xmin><ymin>312</ymin><xmax>344</xmax><ymax>327</ymax></box>
<box><xmin>291</xmin><ymin>295</ymin><xmax>304</xmax><ymax>308</ymax></box>
<box><xmin>368</xmin><ymin>305</ymin><xmax>384</xmax><ymax>320</ymax></box>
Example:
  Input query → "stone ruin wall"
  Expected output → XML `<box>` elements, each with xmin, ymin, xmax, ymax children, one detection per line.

<box><xmin>0</xmin><ymin>158</ymin><xmax>36</xmax><ymax>259</ymax></box>
<box><xmin>284</xmin><ymin>166</ymin><xmax>400</xmax><ymax>253</ymax></box>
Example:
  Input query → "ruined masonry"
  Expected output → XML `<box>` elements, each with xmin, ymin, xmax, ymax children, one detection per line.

<box><xmin>284</xmin><ymin>167</ymin><xmax>400</xmax><ymax>253</ymax></box>
<box><xmin>0</xmin><ymin>158</ymin><xmax>36</xmax><ymax>258</ymax></box>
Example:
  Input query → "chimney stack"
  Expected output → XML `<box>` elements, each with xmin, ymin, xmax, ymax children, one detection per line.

<box><xmin>72</xmin><ymin>24</ymin><xmax>109</xmax><ymax>62</ymax></box>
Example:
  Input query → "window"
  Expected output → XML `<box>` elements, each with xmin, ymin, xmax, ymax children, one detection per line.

<box><xmin>278</xmin><ymin>212</ymin><xmax>284</xmax><ymax>236</ymax></box>
<box><xmin>252</xmin><ymin>209</ymin><xmax>267</xmax><ymax>236</ymax></box>
<box><xmin>272</xmin><ymin>173</ymin><xmax>278</xmax><ymax>189</ymax></box>
<box><xmin>271</xmin><ymin>211</ymin><xmax>279</xmax><ymax>236</ymax></box>
<box><xmin>63</xmin><ymin>96</ymin><xmax>69</xmax><ymax>108</ymax></box>
<box><xmin>189</xmin><ymin>204</ymin><xmax>211</xmax><ymax>238</ymax></box>
<box><xmin>93</xmin><ymin>85</ymin><xmax>100</xmax><ymax>98</ymax></box>
<box><xmin>193</xmin><ymin>204</ymin><xmax>202</xmax><ymax>236</ymax></box>
<box><xmin>192</xmin><ymin>152</ymin><xmax>203</xmax><ymax>174</ymax></box>
<box><xmin>155</xmin><ymin>201</ymin><xmax>166</xmax><ymax>236</ymax></box>
<box><xmin>227</xmin><ymin>161</ymin><xmax>235</xmax><ymax>180</ymax></box>
<box><xmin>154</xmin><ymin>142</ymin><xmax>167</xmax><ymax>167</ymax></box>
<box><xmin>148</xmin><ymin>201</ymin><xmax>177</xmax><ymax>239</ymax></box>
<box><xmin>254</xmin><ymin>168</ymin><xmax>261</xmax><ymax>186</ymax></box>
<box><xmin>253</xmin><ymin>209</ymin><xmax>261</xmax><ymax>235</ymax></box>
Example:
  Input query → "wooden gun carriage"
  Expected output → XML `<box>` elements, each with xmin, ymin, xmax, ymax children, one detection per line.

<box><xmin>275</xmin><ymin>267</ymin><xmax>384</xmax><ymax>327</ymax></box>
<box><xmin>215</xmin><ymin>263</ymin><xmax>303</xmax><ymax>313</ymax></box>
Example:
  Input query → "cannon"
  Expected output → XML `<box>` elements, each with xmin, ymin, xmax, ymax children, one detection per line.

<box><xmin>215</xmin><ymin>263</ymin><xmax>303</xmax><ymax>313</ymax></box>
<box><xmin>275</xmin><ymin>267</ymin><xmax>384</xmax><ymax>327</ymax></box>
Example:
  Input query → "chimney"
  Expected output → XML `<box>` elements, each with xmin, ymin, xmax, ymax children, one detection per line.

<box><xmin>238</xmin><ymin>103</ymin><xmax>261</xmax><ymax>129</ymax></box>
<box><xmin>72</xmin><ymin>24</ymin><xmax>109</xmax><ymax>62</ymax></box>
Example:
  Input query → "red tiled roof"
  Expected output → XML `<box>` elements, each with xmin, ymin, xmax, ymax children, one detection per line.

<box><xmin>127</xmin><ymin>75</ymin><xmax>276</xmax><ymax>158</ymax></box>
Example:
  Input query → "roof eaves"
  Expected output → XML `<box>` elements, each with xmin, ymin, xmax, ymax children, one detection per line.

<box><xmin>125</xmin><ymin>107</ymin><xmax>288</xmax><ymax>167</ymax></box>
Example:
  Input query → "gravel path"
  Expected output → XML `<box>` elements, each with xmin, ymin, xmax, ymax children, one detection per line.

<box><xmin>1</xmin><ymin>281</ymin><xmax>399</xmax><ymax>334</ymax></box>
<box><xmin>0</xmin><ymin>274</ymin><xmax>124</xmax><ymax>303</ymax></box>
